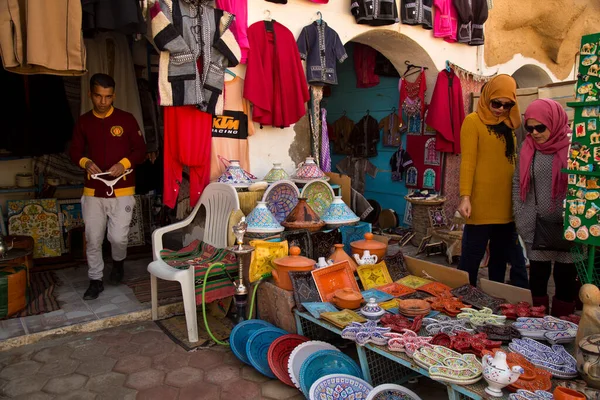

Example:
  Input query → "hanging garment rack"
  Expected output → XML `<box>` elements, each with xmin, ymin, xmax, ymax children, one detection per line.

<box><xmin>327</xmin><ymin>107</ymin><xmax>398</xmax><ymax>116</ymax></box>
<box><xmin>403</xmin><ymin>60</ymin><xmax>428</xmax><ymax>78</ymax></box>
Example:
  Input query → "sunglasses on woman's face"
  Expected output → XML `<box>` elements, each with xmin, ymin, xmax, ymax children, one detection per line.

<box><xmin>525</xmin><ymin>124</ymin><xmax>547</xmax><ymax>134</ymax></box>
<box><xmin>490</xmin><ymin>100</ymin><xmax>516</xmax><ymax>110</ymax></box>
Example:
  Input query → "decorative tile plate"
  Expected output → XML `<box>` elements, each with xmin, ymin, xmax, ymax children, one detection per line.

<box><xmin>366</xmin><ymin>383</ymin><xmax>423</xmax><ymax>400</ymax></box>
<box><xmin>262</xmin><ymin>180</ymin><xmax>300</xmax><ymax>223</ymax></box>
<box><xmin>340</xmin><ymin>222</ymin><xmax>372</xmax><ymax>255</ymax></box>
<box><xmin>361</xmin><ymin>289</ymin><xmax>394</xmax><ymax>303</ymax></box>
<box><xmin>396</xmin><ymin>275</ymin><xmax>433</xmax><ymax>289</ymax></box>
<box><xmin>377</xmin><ymin>283</ymin><xmax>416</xmax><ymax>298</ymax></box>
<box><xmin>301</xmin><ymin>302</ymin><xmax>338</xmax><ymax>319</ymax></box>
<box><xmin>248</xmin><ymin>240</ymin><xmax>289</xmax><ymax>283</ymax></box>
<box><xmin>357</xmin><ymin>262</ymin><xmax>393</xmax><ymax>290</ymax></box>
<box><xmin>311</xmin><ymin>261</ymin><xmax>360</xmax><ymax>302</ymax></box>
<box><xmin>320</xmin><ymin>310</ymin><xmax>367</xmax><ymax>329</ymax></box>
<box><xmin>8</xmin><ymin>198</ymin><xmax>61</xmax><ymax>258</ymax></box>
<box><xmin>418</xmin><ymin>282</ymin><xmax>452</xmax><ymax>297</ymax></box>
<box><xmin>300</xmin><ymin>179</ymin><xmax>335</xmax><ymax>217</ymax></box>
<box><xmin>289</xmin><ymin>271</ymin><xmax>321</xmax><ymax>311</ymax></box>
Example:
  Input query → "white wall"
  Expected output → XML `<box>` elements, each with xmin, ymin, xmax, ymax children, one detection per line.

<box><xmin>239</xmin><ymin>0</ymin><xmax>564</xmax><ymax>179</ymax></box>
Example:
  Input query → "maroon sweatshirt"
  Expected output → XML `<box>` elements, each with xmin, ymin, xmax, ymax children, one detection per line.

<box><xmin>69</xmin><ymin>107</ymin><xmax>147</xmax><ymax>198</ymax></box>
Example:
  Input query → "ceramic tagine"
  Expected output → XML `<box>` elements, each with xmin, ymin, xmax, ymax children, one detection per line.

<box><xmin>271</xmin><ymin>246</ymin><xmax>316</xmax><ymax>291</ymax></box>
<box><xmin>361</xmin><ymin>298</ymin><xmax>386</xmax><ymax>321</ymax></box>
<box><xmin>217</xmin><ymin>160</ymin><xmax>254</xmax><ymax>187</ymax></box>
<box><xmin>353</xmin><ymin>250</ymin><xmax>378</xmax><ymax>266</ymax></box>
<box><xmin>332</xmin><ymin>288</ymin><xmax>364</xmax><ymax>309</ymax></box>
<box><xmin>321</xmin><ymin>196</ymin><xmax>360</xmax><ymax>228</ymax></box>
<box><xmin>329</xmin><ymin>244</ymin><xmax>359</xmax><ymax>272</ymax></box>
<box><xmin>482</xmin><ymin>351</ymin><xmax>524</xmax><ymax>397</ymax></box>
<box><xmin>281</xmin><ymin>198</ymin><xmax>326</xmax><ymax>232</ymax></box>
<box><xmin>292</xmin><ymin>156</ymin><xmax>328</xmax><ymax>182</ymax></box>
<box><xmin>578</xmin><ymin>334</ymin><xmax>600</xmax><ymax>389</ymax></box>
<box><xmin>245</xmin><ymin>201</ymin><xmax>284</xmax><ymax>234</ymax></box>
<box><xmin>262</xmin><ymin>163</ymin><xmax>290</xmax><ymax>183</ymax></box>
<box><xmin>351</xmin><ymin>232</ymin><xmax>388</xmax><ymax>260</ymax></box>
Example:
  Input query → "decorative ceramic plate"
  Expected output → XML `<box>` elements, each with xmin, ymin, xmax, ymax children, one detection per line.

<box><xmin>311</xmin><ymin>260</ymin><xmax>361</xmax><ymax>302</ymax></box>
<box><xmin>310</xmin><ymin>374</ymin><xmax>373</xmax><ymax>400</ymax></box>
<box><xmin>376</xmin><ymin>283</ymin><xmax>416</xmax><ymax>298</ymax></box>
<box><xmin>378</xmin><ymin>299</ymin><xmax>400</xmax><ymax>310</ymax></box>
<box><xmin>289</xmin><ymin>271</ymin><xmax>321</xmax><ymax>311</ymax></box>
<box><xmin>287</xmin><ymin>340</ymin><xmax>340</xmax><ymax>389</ymax></box>
<box><xmin>357</xmin><ymin>262</ymin><xmax>393</xmax><ymax>290</ymax></box>
<box><xmin>361</xmin><ymin>289</ymin><xmax>394</xmax><ymax>303</ymax></box>
<box><xmin>298</xmin><ymin>349</ymin><xmax>363</xmax><ymax>395</ymax></box>
<box><xmin>248</xmin><ymin>240</ymin><xmax>289</xmax><ymax>283</ymax></box>
<box><xmin>396</xmin><ymin>275</ymin><xmax>433</xmax><ymax>289</ymax></box>
<box><xmin>320</xmin><ymin>309</ymin><xmax>367</xmax><ymax>329</ymax></box>
<box><xmin>262</xmin><ymin>180</ymin><xmax>300</xmax><ymax>223</ymax></box>
<box><xmin>291</xmin><ymin>176</ymin><xmax>330</xmax><ymax>184</ymax></box>
<box><xmin>418</xmin><ymin>282</ymin><xmax>452</xmax><ymax>297</ymax></box>
<box><xmin>246</xmin><ymin>327</ymin><xmax>288</xmax><ymax>378</ymax></box>
<box><xmin>267</xmin><ymin>334</ymin><xmax>309</xmax><ymax>387</ymax></box>
<box><xmin>366</xmin><ymin>383</ymin><xmax>423</xmax><ymax>400</ymax></box>
<box><xmin>450</xmin><ymin>284</ymin><xmax>505</xmax><ymax>312</ymax></box>
<box><xmin>300</xmin><ymin>179</ymin><xmax>335</xmax><ymax>217</ymax></box>
<box><xmin>301</xmin><ymin>302</ymin><xmax>338</xmax><ymax>319</ymax></box>
<box><xmin>230</xmin><ymin>319</ymin><xmax>274</xmax><ymax>365</ymax></box>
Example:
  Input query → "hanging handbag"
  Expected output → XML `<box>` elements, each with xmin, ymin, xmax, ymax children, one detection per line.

<box><xmin>531</xmin><ymin>153</ymin><xmax>573</xmax><ymax>252</ymax></box>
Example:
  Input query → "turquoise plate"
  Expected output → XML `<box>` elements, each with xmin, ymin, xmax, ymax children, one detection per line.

<box><xmin>298</xmin><ymin>349</ymin><xmax>362</xmax><ymax>395</ymax></box>
<box><xmin>230</xmin><ymin>319</ymin><xmax>273</xmax><ymax>365</ymax></box>
<box><xmin>246</xmin><ymin>327</ymin><xmax>288</xmax><ymax>378</ymax></box>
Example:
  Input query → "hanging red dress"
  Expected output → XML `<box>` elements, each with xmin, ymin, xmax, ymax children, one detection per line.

<box><xmin>426</xmin><ymin>69</ymin><xmax>465</xmax><ymax>154</ymax></box>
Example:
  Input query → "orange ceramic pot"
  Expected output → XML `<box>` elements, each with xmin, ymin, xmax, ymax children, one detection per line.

<box><xmin>554</xmin><ymin>387</ymin><xmax>586</xmax><ymax>400</ymax></box>
<box><xmin>332</xmin><ymin>288</ymin><xmax>363</xmax><ymax>309</ymax></box>
<box><xmin>329</xmin><ymin>244</ymin><xmax>358</xmax><ymax>272</ymax></box>
<box><xmin>272</xmin><ymin>246</ymin><xmax>316</xmax><ymax>290</ymax></box>
<box><xmin>350</xmin><ymin>233</ymin><xmax>387</xmax><ymax>260</ymax></box>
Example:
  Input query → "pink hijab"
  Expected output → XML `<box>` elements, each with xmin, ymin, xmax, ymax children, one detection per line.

<box><xmin>519</xmin><ymin>99</ymin><xmax>571</xmax><ymax>202</ymax></box>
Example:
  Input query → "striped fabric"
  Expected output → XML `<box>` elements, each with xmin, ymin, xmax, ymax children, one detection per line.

<box><xmin>161</xmin><ymin>240</ymin><xmax>238</xmax><ymax>305</ymax></box>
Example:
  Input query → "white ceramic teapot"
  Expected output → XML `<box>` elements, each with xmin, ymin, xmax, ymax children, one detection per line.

<box><xmin>315</xmin><ymin>257</ymin><xmax>333</xmax><ymax>268</ymax></box>
<box><xmin>482</xmin><ymin>351</ymin><xmax>524</xmax><ymax>397</ymax></box>
<box><xmin>353</xmin><ymin>250</ymin><xmax>378</xmax><ymax>266</ymax></box>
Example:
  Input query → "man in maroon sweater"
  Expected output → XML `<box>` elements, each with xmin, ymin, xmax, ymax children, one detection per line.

<box><xmin>70</xmin><ymin>74</ymin><xmax>147</xmax><ymax>300</ymax></box>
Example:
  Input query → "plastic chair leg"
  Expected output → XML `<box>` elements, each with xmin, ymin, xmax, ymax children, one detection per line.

<box><xmin>151</xmin><ymin>274</ymin><xmax>158</xmax><ymax>320</ymax></box>
<box><xmin>180</xmin><ymin>268</ymin><xmax>199</xmax><ymax>343</ymax></box>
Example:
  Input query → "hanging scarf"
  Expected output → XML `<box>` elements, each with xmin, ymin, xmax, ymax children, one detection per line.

<box><xmin>519</xmin><ymin>99</ymin><xmax>571</xmax><ymax>202</ymax></box>
<box><xmin>321</xmin><ymin>108</ymin><xmax>331</xmax><ymax>172</ymax></box>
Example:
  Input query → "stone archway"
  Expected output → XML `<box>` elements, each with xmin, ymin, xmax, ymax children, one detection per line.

<box><xmin>511</xmin><ymin>64</ymin><xmax>553</xmax><ymax>88</ymax></box>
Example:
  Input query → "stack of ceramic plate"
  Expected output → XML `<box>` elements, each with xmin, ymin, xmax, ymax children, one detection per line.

<box><xmin>230</xmin><ymin>320</ymin><xmax>275</xmax><ymax>365</ymax></box>
<box><xmin>267</xmin><ymin>334</ymin><xmax>310</xmax><ymax>387</ymax></box>
<box><xmin>298</xmin><ymin>349</ymin><xmax>363</xmax><ymax>396</ymax></box>
<box><xmin>246</xmin><ymin>326</ymin><xmax>288</xmax><ymax>378</ymax></box>
<box><xmin>15</xmin><ymin>173</ymin><xmax>34</xmax><ymax>188</ymax></box>
<box><xmin>246</xmin><ymin>201</ymin><xmax>284</xmax><ymax>234</ymax></box>
<box><xmin>287</xmin><ymin>340</ymin><xmax>339</xmax><ymax>390</ymax></box>
<box><xmin>397</xmin><ymin>299</ymin><xmax>431</xmax><ymax>318</ymax></box>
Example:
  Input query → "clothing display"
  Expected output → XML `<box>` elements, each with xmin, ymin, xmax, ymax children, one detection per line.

<box><xmin>82</xmin><ymin>195</ymin><xmax>136</xmax><ymax>280</ymax></box>
<box><xmin>69</xmin><ymin>107</ymin><xmax>147</xmax><ymax>198</ymax></box>
<box><xmin>309</xmin><ymin>86</ymin><xmax>324</xmax><ymax>166</ymax></box>
<box><xmin>379</xmin><ymin>113</ymin><xmax>404</xmax><ymax>148</ymax></box>
<box><xmin>337</xmin><ymin>157</ymin><xmax>378</xmax><ymax>194</ymax></box>
<box><xmin>433</xmin><ymin>0</ymin><xmax>458</xmax><ymax>42</ymax></box>
<box><xmin>399</xmin><ymin>69</ymin><xmax>427</xmax><ymax>131</ymax></box>
<box><xmin>321</xmin><ymin>109</ymin><xmax>332</xmax><ymax>172</ymax></box>
<box><xmin>454</xmin><ymin>0</ymin><xmax>488</xmax><ymax>45</ymax></box>
<box><xmin>216</xmin><ymin>0</ymin><xmax>250</xmax><ymax>64</ymax></box>
<box><xmin>470</xmin><ymin>0</ymin><xmax>489</xmax><ymax>46</ymax></box>
<box><xmin>331</xmin><ymin>115</ymin><xmax>355</xmax><ymax>154</ymax></box>
<box><xmin>245</xmin><ymin>20</ymin><xmax>309</xmax><ymax>128</ymax></box>
<box><xmin>374</xmin><ymin>52</ymin><xmax>400</xmax><ymax>77</ymax></box>
<box><xmin>210</xmin><ymin>76</ymin><xmax>255</xmax><ymax>181</ymax></box>
<box><xmin>389</xmin><ymin>148</ymin><xmax>413</xmax><ymax>182</ymax></box>
<box><xmin>351</xmin><ymin>0</ymin><xmax>399</xmax><ymax>26</ymax></box>
<box><xmin>349</xmin><ymin>114</ymin><xmax>380</xmax><ymax>158</ymax></box>
<box><xmin>453</xmin><ymin>0</ymin><xmax>472</xmax><ymax>44</ymax></box>
<box><xmin>137</xmin><ymin>78</ymin><xmax>162</xmax><ymax>154</ymax></box>
<box><xmin>82</xmin><ymin>0</ymin><xmax>146</xmax><ymax>34</ymax></box>
<box><xmin>353</xmin><ymin>43</ymin><xmax>380</xmax><ymax>88</ymax></box>
<box><xmin>426</xmin><ymin>69</ymin><xmax>465</xmax><ymax>154</ymax></box>
<box><xmin>163</xmin><ymin>107</ymin><xmax>213</xmax><ymax>209</ymax></box>
<box><xmin>150</xmin><ymin>1</ymin><xmax>240</xmax><ymax>113</ymax></box>
<box><xmin>0</xmin><ymin>0</ymin><xmax>86</xmax><ymax>75</ymax></box>
<box><xmin>297</xmin><ymin>21</ymin><xmax>348</xmax><ymax>85</ymax></box>
<box><xmin>81</xmin><ymin>32</ymin><xmax>146</xmax><ymax>138</ymax></box>
<box><xmin>400</xmin><ymin>0</ymin><xmax>433</xmax><ymax>29</ymax></box>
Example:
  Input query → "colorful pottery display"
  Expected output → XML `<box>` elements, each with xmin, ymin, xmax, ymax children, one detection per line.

<box><xmin>365</xmin><ymin>384</ymin><xmax>423</xmax><ymax>400</ymax></box>
<box><xmin>396</xmin><ymin>275</ymin><xmax>433</xmax><ymax>289</ymax></box>
<box><xmin>475</xmin><ymin>325</ymin><xmax>522</xmax><ymax>343</ymax></box>
<box><xmin>350</xmin><ymin>232</ymin><xmax>387</xmax><ymax>260</ymax></box>
<box><xmin>292</xmin><ymin>156</ymin><xmax>328</xmax><ymax>182</ymax></box>
<box><xmin>422</xmin><ymin>315</ymin><xmax>473</xmax><ymax>336</ymax></box>
<box><xmin>263</xmin><ymin>162</ymin><xmax>290</xmax><ymax>183</ymax></box>
<box><xmin>425</xmin><ymin>295</ymin><xmax>469</xmax><ymax>317</ymax></box>
<box><xmin>248</xmin><ymin>240</ymin><xmax>288</xmax><ymax>283</ymax></box>
<box><xmin>298</xmin><ymin>349</ymin><xmax>363</xmax><ymax>395</ymax></box>
<box><xmin>302</xmin><ymin>302</ymin><xmax>338</xmax><ymax>319</ymax></box>
<box><xmin>451</xmin><ymin>284</ymin><xmax>506</xmax><ymax>313</ymax></box>
<box><xmin>361</xmin><ymin>289</ymin><xmax>394</xmax><ymax>303</ymax></box>
<box><xmin>287</xmin><ymin>341</ymin><xmax>340</xmax><ymax>389</ymax></box>
<box><xmin>341</xmin><ymin>320</ymin><xmax>391</xmax><ymax>346</ymax></box>
<box><xmin>321</xmin><ymin>196</ymin><xmax>360</xmax><ymax>228</ymax></box>
<box><xmin>217</xmin><ymin>159</ymin><xmax>254</xmax><ymax>187</ymax></box>
<box><xmin>500</xmin><ymin>302</ymin><xmax>546</xmax><ymax>320</ymax></box>
<box><xmin>262</xmin><ymin>180</ymin><xmax>300</xmax><ymax>223</ymax></box>
<box><xmin>509</xmin><ymin>390</ymin><xmax>555</xmax><ymax>400</ymax></box>
<box><xmin>356</xmin><ymin>261</ymin><xmax>392</xmax><ymax>290</ymax></box>
<box><xmin>328</xmin><ymin>243</ymin><xmax>359</xmax><ymax>272</ymax></box>
<box><xmin>360</xmin><ymin>298</ymin><xmax>386</xmax><ymax>321</ymax></box>
<box><xmin>230</xmin><ymin>319</ymin><xmax>274</xmax><ymax>365</ymax></box>
<box><xmin>300</xmin><ymin>180</ymin><xmax>335</xmax><ymax>217</ymax></box>
<box><xmin>481</xmin><ymin>349</ymin><xmax>552</xmax><ymax>393</ymax></box>
<box><xmin>246</xmin><ymin>201</ymin><xmax>284</xmax><ymax>233</ymax></box>
<box><xmin>246</xmin><ymin>327</ymin><xmax>288</xmax><ymax>378</ymax></box>
<box><xmin>397</xmin><ymin>299</ymin><xmax>431</xmax><ymax>318</ymax></box>
<box><xmin>456</xmin><ymin>307</ymin><xmax>506</xmax><ymax>326</ymax></box>
<box><xmin>331</xmin><ymin>288</ymin><xmax>363</xmax><ymax>309</ymax></box>
<box><xmin>376</xmin><ymin>282</ymin><xmax>415</xmax><ymax>298</ymax></box>
<box><xmin>381</xmin><ymin>315</ymin><xmax>424</xmax><ymax>335</ymax></box>
<box><xmin>312</xmin><ymin>260</ymin><xmax>360</xmax><ymax>302</ymax></box>
<box><xmin>289</xmin><ymin>271</ymin><xmax>321</xmax><ymax>311</ymax></box>
<box><xmin>512</xmin><ymin>315</ymin><xmax>578</xmax><ymax>343</ymax></box>
<box><xmin>280</xmin><ymin>230</ymin><xmax>313</xmax><ymax>258</ymax></box>
<box><xmin>418</xmin><ymin>282</ymin><xmax>452</xmax><ymax>297</ymax></box>
<box><xmin>508</xmin><ymin>338</ymin><xmax>578</xmax><ymax>378</ymax></box>
<box><xmin>320</xmin><ymin>309</ymin><xmax>367</xmax><ymax>328</ymax></box>
<box><xmin>577</xmin><ymin>333</ymin><xmax>600</xmax><ymax>389</ymax></box>
<box><xmin>267</xmin><ymin>334</ymin><xmax>309</xmax><ymax>387</ymax></box>
<box><xmin>310</xmin><ymin>374</ymin><xmax>373</xmax><ymax>400</ymax></box>
<box><xmin>271</xmin><ymin>246</ymin><xmax>316</xmax><ymax>291</ymax></box>
<box><xmin>482</xmin><ymin>351</ymin><xmax>524</xmax><ymax>397</ymax></box>
<box><xmin>385</xmin><ymin>330</ymin><xmax>432</xmax><ymax>356</ymax></box>
<box><xmin>281</xmin><ymin>198</ymin><xmax>326</xmax><ymax>232</ymax></box>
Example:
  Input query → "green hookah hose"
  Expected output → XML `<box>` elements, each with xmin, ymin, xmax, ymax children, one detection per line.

<box><xmin>201</xmin><ymin>263</ymin><xmax>271</xmax><ymax>346</ymax></box>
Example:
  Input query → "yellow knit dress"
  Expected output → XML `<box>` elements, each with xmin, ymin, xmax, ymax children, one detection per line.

<box><xmin>459</xmin><ymin>112</ymin><xmax>517</xmax><ymax>225</ymax></box>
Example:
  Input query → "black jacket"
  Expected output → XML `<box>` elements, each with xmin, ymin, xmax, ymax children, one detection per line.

<box><xmin>400</xmin><ymin>0</ymin><xmax>433</xmax><ymax>30</ymax></box>
<box><xmin>351</xmin><ymin>0</ymin><xmax>399</xmax><ymax>26</ymax></box>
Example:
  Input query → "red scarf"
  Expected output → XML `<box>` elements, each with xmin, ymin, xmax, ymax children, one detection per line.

<box><xmin>519</xmin><ymin>99</ymin><xmax>571</xmax><ymax>202</ymax></box>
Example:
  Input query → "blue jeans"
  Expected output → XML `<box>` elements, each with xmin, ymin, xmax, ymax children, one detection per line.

<box><xmin>458</xmin><ymin>222</ymin><xmax>529</xmax><ymax>289</ymax></box>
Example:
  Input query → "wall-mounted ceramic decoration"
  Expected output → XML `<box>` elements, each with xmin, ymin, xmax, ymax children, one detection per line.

<box><xmin>406</xmin><ymin>166</ymin><xmax>418</xmax><ymax>187</ymax></box>
<box><xmin>424</xmin><ymin>138</ymin><xmax>441</xmax><ymax>165</ymax></box>
<box><xmin>423</xmin><ymin>169</ymin><xmax>436</xmax><ymax>189</ymax></box>
<box><xmin>8</xmin><ymin>199</ymin><xmax>61</xmax><ymax>258</ymax></box>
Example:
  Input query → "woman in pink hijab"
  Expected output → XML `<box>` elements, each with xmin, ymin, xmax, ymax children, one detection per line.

<box><xmin>512</xmin><ymin>99</ymin><xmax>576</xmax><ymax>317</ymax></box>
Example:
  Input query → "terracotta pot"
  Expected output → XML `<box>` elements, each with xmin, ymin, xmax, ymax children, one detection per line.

<box><xmin>350</xmin><ymin>232</ymin><xmax>387</xmax><ymax>260</ymax></box>
<box><xmin>272</xmin><ymin>246</ymin><xmax>316</xmax><ymax>290</ymax></box>
<box><xmin>281</xmin><ymin>198</ymin><xmax>325</xmax><ymax>232</ymax></box>
<box><xmin>329</xmin><ymin>244</ymin><xmax>358</xmax><ymax>272</ymax></box>
<box><xmin>554</xmin><ymin>387</ymin><xmax>586</xmax><ymax>400</ymax></box>
<box><xmin>332</xmin><ymin>288</ymin><xmax>363</xmax><ymax>309</ymax></box>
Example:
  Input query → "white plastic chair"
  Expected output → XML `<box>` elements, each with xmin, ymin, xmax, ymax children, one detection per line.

<box><xmin>148</xmin><ymin>183</ymin><xmax>240</xmax><ymax>342</ymax></box>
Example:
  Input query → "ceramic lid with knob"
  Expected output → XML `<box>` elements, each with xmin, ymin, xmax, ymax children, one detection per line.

<box><xmin>351</xmin><ymin>233</ymin><xmax>387</xmax><ymax>252</ymax></box>
<box><xmin>334</xmin><ymin>288</ymin><xmax>363</xmax><ymax>302</ymax></box>
<box><xmin>273</xmin><ymin>246</ymin><xmax>316</xmax><ymax>268</ymax></box>
<box><xmin>361</xmin><ymin>298</ymin><xmax>385</xmax><ymax>319</ymax></box>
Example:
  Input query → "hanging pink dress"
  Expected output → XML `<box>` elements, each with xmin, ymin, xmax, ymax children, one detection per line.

<box><xmin>433</xmin><ymin>0</ymin><xmax>458</xmax><ymax>43</ymax></box>
<box><xmin>216</xmin><ymin>0</ymin><xmax>249</xmax><ymax>63</ymax></box>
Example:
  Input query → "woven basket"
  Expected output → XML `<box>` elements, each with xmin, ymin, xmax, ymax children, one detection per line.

<box><xmin>238</xmin><ymin>190</ymin><xmax>266</xmax><ymax>215</ymax></box>
<box><xmin>404</xmin><ymin>196</ymin><xmax>446</xmax><ymax>206</ymax></box>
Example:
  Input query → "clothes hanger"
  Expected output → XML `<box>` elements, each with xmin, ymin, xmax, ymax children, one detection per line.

<box><xmin>264</xmin><ymin>9</ymin><xmax>272</xmax><ymax>21</ymax></box>
<box><xmin>445</xmin><ymin>60</ymin><xmax>451</xmax><ymax>72</ymax></box>
<box><xmin>316</xmin><ymin>11</ymin><xmax>323</xmax><ymax>25</ymax></box>
<box><xmin>264</xmin><ymin>9</ymin><xmax>274</xmax><ymax>32</ymax></box>
<box><xmin>225</xmin><ymin>69</ymin><xmax>236</xmax><ymax>78</ymax></box>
